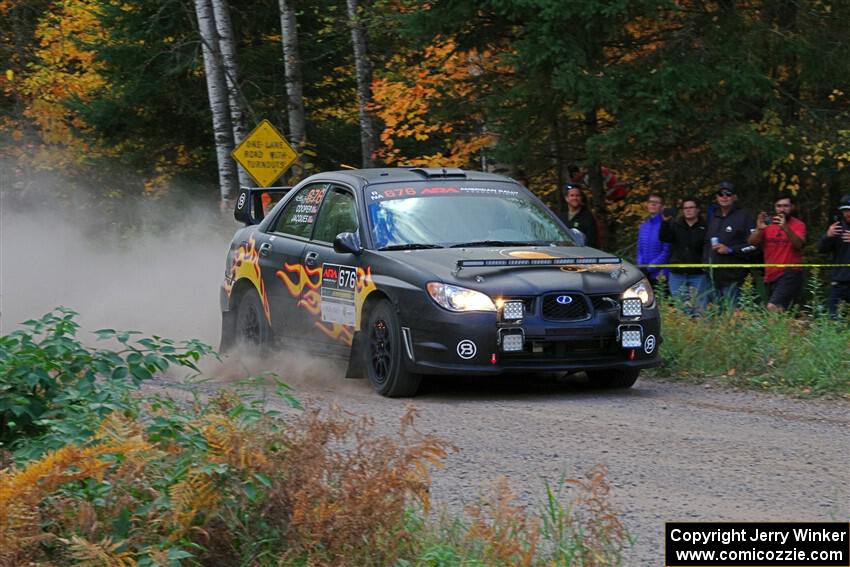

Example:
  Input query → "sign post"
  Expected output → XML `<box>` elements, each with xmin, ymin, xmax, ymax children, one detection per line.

<box><xmin>231</xmin><ymin>120</ymin><xmax>299</xmax><ymax>187</ymax></box>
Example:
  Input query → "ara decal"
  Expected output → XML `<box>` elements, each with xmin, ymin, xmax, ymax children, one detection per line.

<box><xmin>275</xmin><ymin>263</ymin><xmax>378</xmax><ymax>347</ymax></box>
<box><xmin>225</xmin><ymin>237</ymin><xmax>272</xmax><ymax>324</ymax></box>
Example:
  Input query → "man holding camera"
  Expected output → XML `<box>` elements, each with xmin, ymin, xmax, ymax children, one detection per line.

<box><xmin>748</xmin><ymin>192</ymin><xmax>806</xmax><ymax>312</ymax></box>
<box><xmin>818</xmin><ymin>194</ymin><xmax>850</xmax><ymax>318</ymax></box>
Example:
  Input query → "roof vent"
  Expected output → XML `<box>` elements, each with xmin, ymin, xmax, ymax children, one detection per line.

<box><xmin>408</xmin><ymin>167</ymin><xmax>467</xmax><ymax>179</ymax></box>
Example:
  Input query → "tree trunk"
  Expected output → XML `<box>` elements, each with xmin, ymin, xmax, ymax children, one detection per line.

<box><xmin>210</xmin><ymin>0</ymin><xmax>252</xmax><ymax>189</ymax></box>
<box><xmin>193</xmin><ymin>0</ymin><xmax>238</xmax><ymax>201</ymax></box>
<box><xmin>278</xmin><ymin>0</ymin><xmax>305</xmax><ymax>150</ymax></box>
<box><xmin>346</xmin><ymin>0</ymin><xmax>377</xmax><ymax>168</ymax></box>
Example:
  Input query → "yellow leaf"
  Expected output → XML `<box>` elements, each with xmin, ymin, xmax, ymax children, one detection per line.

<box><xmin>5</xmin><ymin>69</ymin><xmax>12</xmax><ymax>81</ymax></box>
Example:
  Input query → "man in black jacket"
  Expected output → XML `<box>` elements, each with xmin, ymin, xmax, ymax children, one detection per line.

<box><xmin>704</xmin><ymin>182</ymin><xmax>757</xmax><ymax>306</ymax></box>
<box><xmin>558</xmin><ymin>184</ymin><xmax>598</xmax><ymax>248</ymax></box>
<box><xmin>659</xmin><ymin>197</ymin><xmax>708</xmax><ymax>313</ymax></box>
<box><xmin>819</xmin><ymin>194</ymin><xmax>850</xmax><ymax>318</ymax></box>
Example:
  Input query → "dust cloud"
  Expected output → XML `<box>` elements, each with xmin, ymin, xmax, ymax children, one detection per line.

<box><xmin>0</xmin><ymin>169</ymin><xmax>364</xmax><ymax>394</ymax></box>
<box><xmin>1</xmin><ymin>189</ymin><xmax>234</xmax><ymax>344</ymax></box>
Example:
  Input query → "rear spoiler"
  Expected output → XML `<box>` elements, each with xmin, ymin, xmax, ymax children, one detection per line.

<box><xmin>234</xmin><ymin>186</ymin><xmax>292</xmax><ymax>226</ymax></box>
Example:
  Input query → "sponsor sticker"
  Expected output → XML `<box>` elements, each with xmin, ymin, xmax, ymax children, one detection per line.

<box><xmin>457</xmin><ymin>340</ymin><xmax>477</xmax><ymax>360</ymax></box>
<box><xmin>320</xmin><ymin>263</ymin><xmax>357</xmax><ymax>326</ymax></box>
<box><xmin>644</xmin><ymin>334</ymin><xmax>656</xmax><ymax>354</ymax></box>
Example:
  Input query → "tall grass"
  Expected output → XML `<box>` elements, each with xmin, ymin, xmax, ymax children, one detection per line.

<box><xmin>656</xmin><ymin>275</ymin><xmax>850</xmax><ymax>395</ymax></box>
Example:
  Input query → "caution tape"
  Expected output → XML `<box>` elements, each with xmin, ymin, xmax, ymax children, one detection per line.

<box><xmin>638</xmin><ymin>263</ymin><xmax>850</xmax><ymax>268</ymax></box>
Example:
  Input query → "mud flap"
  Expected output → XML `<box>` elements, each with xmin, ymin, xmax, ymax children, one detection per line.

<box><xmin>344</xmin><ymin>330</ymin><xmax>365</xmax><ymax>379</ymax></box>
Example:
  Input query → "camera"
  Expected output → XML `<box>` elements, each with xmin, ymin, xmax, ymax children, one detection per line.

<box><xmin>763</xmin><ymin>215</ymin><xmax>773</xmax><ymax>225</ymax></box>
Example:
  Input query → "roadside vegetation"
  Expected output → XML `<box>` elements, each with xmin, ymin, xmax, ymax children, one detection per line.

<box><xmin>655</xmin><ymin>275</ymin><xmax>850</xmax><ymax>396</ymax></box>
<box><xmin>0</xmin><ymin>309</ymin><xmax>629</xmax><ymax>566</ymax></box>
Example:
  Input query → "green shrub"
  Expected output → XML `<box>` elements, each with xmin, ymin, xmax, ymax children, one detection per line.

<box><xmin>0</xmin><ymin>307</ymin><xmax>215</xmax><ymax>460</ymax></box>
<box><xmin>656</xmin><ymin>277</ymin><xmax>850</xmax><ymax>395</ymax></box>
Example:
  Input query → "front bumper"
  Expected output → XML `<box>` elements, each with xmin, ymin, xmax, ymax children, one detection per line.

<box><xmin>400</xmin><ymin>293</ymin><xmax>661</xmax><ymax>376</ymax></box>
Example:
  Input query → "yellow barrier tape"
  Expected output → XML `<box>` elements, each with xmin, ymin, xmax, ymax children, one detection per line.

<box><xmin>639</xmin><ymin>263</ymin><xmax>850</xmax><ymax>268</ymax></box>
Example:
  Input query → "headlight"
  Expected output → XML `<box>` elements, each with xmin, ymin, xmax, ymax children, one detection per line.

<box><xmin>426</xmin><ymin>282</ymin><xmax>496</xmax><ymax>312</ymax></box>
<box><xmin>622</xmin><ymin>278</ymin><xmax>655</xmax><ymax>307</ymax></box>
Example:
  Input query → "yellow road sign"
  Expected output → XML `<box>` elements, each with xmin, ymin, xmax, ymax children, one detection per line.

<box><xmin>231</xmin><ymin>119</ymin><xmax>299</xmax><ymax>187</ymax></box>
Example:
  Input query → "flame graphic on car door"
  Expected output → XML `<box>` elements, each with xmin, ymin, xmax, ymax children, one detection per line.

<box><xmin>275</xmin><ymin>263</ymin><xmax>378</xmax><ymax>347</ymax></box>
<box><xmin>224</xmin><ymin>237</ymin><xmax>272</xmax><ymax>324</ymax></box>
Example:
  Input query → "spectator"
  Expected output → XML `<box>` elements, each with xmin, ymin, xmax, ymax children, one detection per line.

<box><xmin>818</xmin><ymin>194</ymin><xmax>850</xmax><ymax>318</ymax></box>
<box><xmin>704</xmin><ymin>181</ymin><xmax>757</xmax><ymax>306</ymax></box>
<box><xmin>747</xmin><ymin>193</ymin><xmax>806</xmax><ymax>312</ymax></box>
<box><xmin>659</xmin><ymin>197</ymin><xmax>708</xmax><ymax>313</ymax></box>
<box><xmin>637</xmin><ymin>193</ymin><xmax>670</xmax><ymax>289</ymax></box>
<box><xmin>559</xmin><ymin>183</ymin><xmax>598</xmax><ymax>248</ymax></box>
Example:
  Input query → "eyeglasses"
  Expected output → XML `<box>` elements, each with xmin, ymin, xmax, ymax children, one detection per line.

<box><xmin>647</xmin><ymin>200</ymin><xmax>662</xmax><ymax>205</ymax></box>
<box><xmin>682</xmin><ymin>205</ymin><xmax>698</xmax><ymax>209</ymax></box>
<box><xmin>717</xmin><ymin>192</ymin><xmax>734</xmax><ymax>197</ymax></box>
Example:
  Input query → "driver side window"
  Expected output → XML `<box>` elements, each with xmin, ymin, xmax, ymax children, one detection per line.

<box><xmin>312</xmin><ymin>187</ymin><xmax>358</xmax><ymax>243</ymax></box>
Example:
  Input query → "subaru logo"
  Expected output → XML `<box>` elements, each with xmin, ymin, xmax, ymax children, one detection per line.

<box><xmin>555</xmin><ymin>295</ymin><xmax>573</xmax><ymax>305</ymax></box>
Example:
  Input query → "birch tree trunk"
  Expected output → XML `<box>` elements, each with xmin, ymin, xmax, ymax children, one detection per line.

<box><xmin>346</xmin><ymin>0</ymin><xmax>377</xmax><ymax>168</ymax></box>
<box><xmin>278</xmin><ymin>0</ymin><xmax>305</xmax><ymax>154</ymax></box>
<box><xmin>210</xmin><ymin>0</ymin><xmax>252</xmax><ymax>188</ymax></box>
<box><xmin>193</xmin><ymin>0</ymin><xmax>238</xmax><ymax>201</ymax></box>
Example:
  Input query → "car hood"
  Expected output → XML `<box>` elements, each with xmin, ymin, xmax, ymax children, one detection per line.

<box><xmin>369</xmin><ymin>245</ymin><xmax>643</xmax><ymax>296</ymax></box>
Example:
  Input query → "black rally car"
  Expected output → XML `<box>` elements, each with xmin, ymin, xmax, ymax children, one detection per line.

<box><xmin>220</xmin><ymin>167</ymin><xmax>661</xmax><ymax>397</ymax></box>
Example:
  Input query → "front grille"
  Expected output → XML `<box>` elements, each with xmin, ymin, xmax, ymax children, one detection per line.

<box><xmin>542</xmin><ymin>294</ymin><xmax>589</xmax><ymax>321</ymax></box>
<box><xmin>500</xmin><ymin>337</ymin><xmax>620</xmax><ymax>363</ymax></box>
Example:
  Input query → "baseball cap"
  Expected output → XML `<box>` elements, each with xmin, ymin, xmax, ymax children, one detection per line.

<box><xmin>716</xmin><ymin>181</ymin><xmax>735</xmax><ymax>195</ymax></box>
<box><xmin>839</xmin><ymin>194</ymin><xmax>850</xmax><ymax>210</ymax></box>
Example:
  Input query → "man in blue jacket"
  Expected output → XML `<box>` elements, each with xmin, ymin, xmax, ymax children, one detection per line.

<box><xmin>637</xmin><ymin>193</ymin><xmax>670</xmax><ymax>290</ymax></box>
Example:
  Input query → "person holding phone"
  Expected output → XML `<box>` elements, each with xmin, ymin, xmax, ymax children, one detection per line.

<box><xmin>818</xmin><ymin>194</ymin><xmax>850</xmax><ymax>318</ymax></box>
<box><xmin>748</xmin><ymin>192</ymin><xmax>806</xmax><ymax>312</ymax></box>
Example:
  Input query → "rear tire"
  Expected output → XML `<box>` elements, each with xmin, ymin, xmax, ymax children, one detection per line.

<box><xmin>587</xmin><ymin>368</ymin><xmax>640</xmax><ymax>389</ymax></box>
<box><xmin>234</xmin><ymin>289</ymin><xmax>272</xmax><ymax>356</ymax></box>
<box><xmin>364</xmin><ymin>301</ymin><xmax>421</xmax><ymax>397</ymax></box>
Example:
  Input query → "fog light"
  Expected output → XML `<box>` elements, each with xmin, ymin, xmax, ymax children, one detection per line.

<box><xmin>621</xmin><ymin>297</ymin><xmax>642</xmax><ymax>317</ymax></box>
<box><xmin>501</xmin><ymin>331</ymin><xmax>524</xmax><ymax>352</ymax></box>
<box><xmin>501</xmin><ymin>300</ymin><xmax>524</xmax><ymax>322</ymax></box>
<box><xmin>619</xmin><ymin>327</ymin><xmax>642</xmax><ymax>348</ymax></box>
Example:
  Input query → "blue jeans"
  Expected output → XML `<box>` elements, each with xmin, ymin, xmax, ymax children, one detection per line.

<box><xmin>668</xmin><ymin>272</ymin><xmax>709</xmax><ymax>313</ymax></box>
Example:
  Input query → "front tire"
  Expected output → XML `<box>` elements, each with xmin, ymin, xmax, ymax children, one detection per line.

<box><xmin>234</xmin><ymin>289</ymin><xmax>272</xmax><ymax>356</ymax></box>
<box><xmin>587</xmin><ymin>368</ymin><xmax>640</xmax><ymax>389</ymax></box>
<box><xmin>365</xmin><ymin>301</ymin><xmax>421</xmax><ymax>397</ymax></box>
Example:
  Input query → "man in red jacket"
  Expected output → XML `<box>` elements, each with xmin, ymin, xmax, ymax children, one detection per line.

<box><xmin>748</xmin><ymin>192</ymin><xmax>806</xmax><ymax>312</ymax></box>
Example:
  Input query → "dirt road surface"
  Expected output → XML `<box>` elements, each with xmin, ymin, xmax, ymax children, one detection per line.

<box><xmin>207</xmin><ymin>371</ymin><xmax>847</xmax><ymax>565</ymax></box>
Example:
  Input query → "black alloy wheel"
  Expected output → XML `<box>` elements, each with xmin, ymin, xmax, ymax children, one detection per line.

<box><xmin>235</xmin><ymin>289</ymin><xmax>272</xmax><ymax>356</ymax></box>
<box><xmin>365</xmin><ymin>300</ymin><xmax>422</xmax><ymax>397</ymax></box>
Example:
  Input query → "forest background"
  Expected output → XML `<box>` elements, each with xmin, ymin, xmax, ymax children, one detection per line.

<box><xmin>2</xmin><ymin>0</ymin><xmax>849</xmax><ymax>253</ymax></box>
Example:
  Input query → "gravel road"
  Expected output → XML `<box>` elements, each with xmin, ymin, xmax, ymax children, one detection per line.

<box><xmin>158</xmin><ymin>368</ymin><xmax>850</xmax><ymax>566</ymax></box>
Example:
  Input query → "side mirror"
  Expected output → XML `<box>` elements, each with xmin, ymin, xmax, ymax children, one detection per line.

<box><xmin>333</xmin><ymin>232</ymin><xmax>362</xmax><ymax>255</ymax></box>
<box><xmin>569</xmin><ymin>228</ymin><xmax>587</xmax><ymax>247</ymax></box>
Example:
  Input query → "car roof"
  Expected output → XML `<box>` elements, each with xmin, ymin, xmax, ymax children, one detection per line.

<box><xmin>304</xmin><ymin>167</ymin><xmax>518</xmax><ymax>191</ymax></box>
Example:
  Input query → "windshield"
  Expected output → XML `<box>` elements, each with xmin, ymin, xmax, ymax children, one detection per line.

<box><xmin>367</xmin><ymin>190</ymin><xmax>575</xmax><ymax>249</ymax></box>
